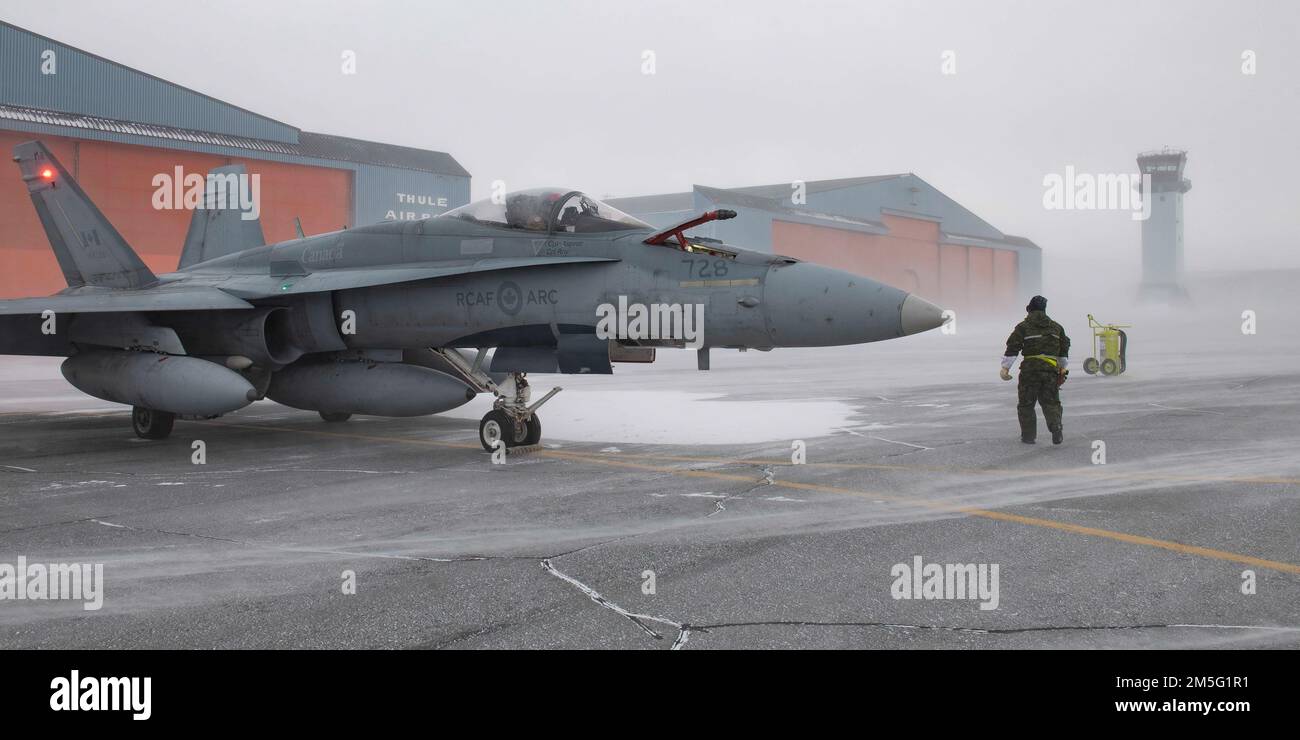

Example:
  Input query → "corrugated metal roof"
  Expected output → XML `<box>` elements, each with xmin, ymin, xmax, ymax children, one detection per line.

<box><xmin>1</xmin><ymin>21</ymin><xmax>299</xmax><ymax>143</ymax></box>
<box><xmin>616</xmin><ymin>181</ymin><xmax>1028</xmax><ymax>249</ymax></box>
<box><xmin>1000</xmin><ymin>235</ymin><xmax>1042</xmax><ymax>250</ymax></box>
<box><xmin>299</xmin><ymin>132</ymin><xmax>469</xmax><ymax>178</ymax></box>
<box><xmin>695</xmin><ymin>185</ymin><xmax>888</xmax><ymax>232</ymax></box>
<box><xmin>730</xmin><ymin>174</ymin><xmax>909</xmax><ymax>199</ymax></box>
<box><xmin>0</xmin><ymin>104</ymin><xmax>469</xmax><ymax>177</ymax></box>
<box><xmin>610</xmin><ymin>176</ymin><xmax>912</xmax><ymax>213</ymax></box>
<box><xmin>604</xmin><ymin>191</ymin><xmax>695</xmax><ymax>215</ymax></box>
<box><xmin>0</xmin><ymin>103</ymin><xmax>300</xmax><ymax>154</ymax></box>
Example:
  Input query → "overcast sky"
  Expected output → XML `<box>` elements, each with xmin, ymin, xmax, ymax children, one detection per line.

<box><xmin>7</xmin><ymin>0</ymin><xmax>1298</xmax><ymax>281</ymax></box>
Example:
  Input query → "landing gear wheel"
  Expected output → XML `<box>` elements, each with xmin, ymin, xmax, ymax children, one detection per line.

<box><xmin>1082</xmin><ymin>357</ymin><xmax>1099</xmax><ymax>375</ymax></box>
<box><xmin>523</xmin><ymin>414</ymin><xmax>542</xmax><ymax>446</ymax></box>
<box><xmin>132</xmin><ymin>406</ymin><xmax>175</xmax><ymax>440</ymax></box>
<box><xmin>479</xmin><ymin>409</ymin><xmax>524</xmax><ymax>452</ymax></box>
<box><xmin>319</xmin><ymin>411</ymin><xmax>352</xmax><ymax>423</ymax></box>
<box><xmin>1100</xmin><ymin>358</ymin><xmax>1118</xmax><ymax>376</ymax></box>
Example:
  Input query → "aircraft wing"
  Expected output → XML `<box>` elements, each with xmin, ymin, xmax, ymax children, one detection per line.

<box><xmin>0</xmin><ymin>285</ymin><xmax>254</xmax><ymax>315</ymax></box>
<box><xmin>214</xmin><ymin>256</ymin><xmax>620</xmax><ymax>299</ymax></box>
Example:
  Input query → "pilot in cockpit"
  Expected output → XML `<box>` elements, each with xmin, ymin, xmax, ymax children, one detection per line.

<box><xmin>556</xmin><ymin>204</ymin><xmax>581</xmax><ymax>231</ymax></box>
<box><xmin>504</xmin><ymin>193</ymin><xmax>552</xmax><ymax>231</ymax></box>
<box><xmin>555</xmin><ymin>195</ymin><xmax>596</xmax><ymax>232</ymax></box>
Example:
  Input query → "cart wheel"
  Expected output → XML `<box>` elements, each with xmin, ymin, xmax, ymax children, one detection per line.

<box><xmin>1082</xmin><ymin>358</ymin><xmax>1099</xmax><ymax>375</ymax></box>
<box><xmin>1100</xmin><ymin>358</ymin><xmax>1118</xmax><ymax>376</ymax></box>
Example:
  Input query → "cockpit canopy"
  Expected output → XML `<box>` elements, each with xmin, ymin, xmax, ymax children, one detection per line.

<box><xmin>439</xmin><ymin>188</ymin><xmax>651</xmax><ymax>234</ymax></box>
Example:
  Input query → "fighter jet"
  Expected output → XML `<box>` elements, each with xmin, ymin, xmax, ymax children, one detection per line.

<box><xmin>0</xmin><ymin>141</ymin><xmax>947</xmax><ymax>450</ymax></box>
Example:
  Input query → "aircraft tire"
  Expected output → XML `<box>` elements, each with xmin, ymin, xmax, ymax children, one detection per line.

<box><xmin>132</xmin><ymin>406</ymin><xmax>176</xmax><ymax>440</ymax></box>
<box><xmin>480</xmin><ymin>409</ymin><xmax>513</xmax><ymax>452</ymax></box>
<box><xmin>523</xmin><ymin>414</ymin><xmax>542</xmax><ymax>446</ymax></box>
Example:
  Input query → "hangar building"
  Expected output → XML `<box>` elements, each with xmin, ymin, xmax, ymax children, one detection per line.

<box><xmin>0</xmin><ymin>21</ymin><xmax>470</xmax><ymax>299</ymax></box>
<box><xmin>609</xmin><ymin>176</ymin><xmax>1042</xmax><ymax>316</ymax></box>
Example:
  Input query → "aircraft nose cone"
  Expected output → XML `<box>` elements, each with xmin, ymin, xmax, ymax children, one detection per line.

<box><xmin>900</xmin><ymin>294</ymin><xmax>947</xmax><ymax>336</ymax></box>
<box><xmin>763</xmin><ymin>262</ymin><xmax>928</xmax><ymax>346</ymax></box>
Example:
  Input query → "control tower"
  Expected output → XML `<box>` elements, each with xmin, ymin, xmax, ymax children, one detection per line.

<box><xmin>1137</xmin><ymin>148</ymin><xmax>1191</xmax><ymax>301</ymax></box>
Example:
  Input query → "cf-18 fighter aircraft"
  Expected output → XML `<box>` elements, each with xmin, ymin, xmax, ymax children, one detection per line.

<box><xmin>0</xmin><ymin>141</ymin><xmax>947</xmax><ymax>450</ymax></box>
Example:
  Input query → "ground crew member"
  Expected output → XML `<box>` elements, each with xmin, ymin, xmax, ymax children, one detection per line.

<box><xmin>1000</xmin><ymin>295</ymin><xmax>1070</xmax><ymax>444</ymax></box>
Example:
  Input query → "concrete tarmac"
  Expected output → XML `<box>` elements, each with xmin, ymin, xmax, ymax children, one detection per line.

<box><xmin>2</xmin><ymin>321</ymin><xmax>1298</xmax><ymax>649</ymax></box>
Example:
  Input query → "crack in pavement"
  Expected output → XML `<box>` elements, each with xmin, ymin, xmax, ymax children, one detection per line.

<box><xmin>1147</xmin><ymin>403</ymin><xmax>1227</xmax><ymax>416</ymax></box>
<box><xmin>82</xmin><ymin>517</ymin><xmax>633</xmax><ymax>566</ymax></box>
<box><xmin>682</xmin><ymin>620</ymin><xmax>1300</xmax><ymax>637</ymax></box>
<box><xmin>81</xmin><ymin>518</ymin><xmax>1300</xmax><ymax>648</ymax></box>
<box><xmin>868</xmin><ymin>435</ymin><xmax>934</xmax><ymax>457</ymax></box>
<box><xmin>651</xmin><ymin>466</ymin><xmax>782</xmax><ymax>519</ymax></box>
<box><xmin>537</xmin><ymin>540</ymin><xmax>1300</xmax><ymax>648</ymax></box>
<box><xmin>18</xmin><ymin>489</ymin><xmax>1300</xmax><ymax>649</ymax></box>
<box><xmin>535</xmin><ymin>558</ymin><xmax>1300</xmax><ymax>646</ymax></box>
<box><xmin>700</xmin><ymin>465</ymin><xmax>776</xmax><ymax>502</ymax></box>
<box><xmin>716</xmin><ymin>465</ymin><xmax>776</xmax><ymax>510</ymax></box>
<box><xmin>541</xmin><ymin>558</ymin><xmax>691</xmax><ymax>648</ymax></box>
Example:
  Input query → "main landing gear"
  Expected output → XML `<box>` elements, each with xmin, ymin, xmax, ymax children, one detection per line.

<box><xmin>132</xmin><ymin>406</ymin><xmax>176</xmax><ymax>439</ymax></box>
<box><xmin>428</xmin><ymin>349</ymin><xmax>561</xmax><ymax>453</ymax></box>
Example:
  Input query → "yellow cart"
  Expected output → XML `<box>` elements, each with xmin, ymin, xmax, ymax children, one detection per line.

<box><xmin>1082</xmin><ymin>314</ymin><xmax>1130</xmax><ymax>376</ymax></box>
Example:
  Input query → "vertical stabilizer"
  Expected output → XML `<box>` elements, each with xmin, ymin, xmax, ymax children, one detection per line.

<box><xmin>178</xmin><ymin>163</ymin><xmax>266</xmax><ymax>269</ymax></box>
<box><xmin>12</xmin><ymin>140</ymin><xmax>156</xmax><ymax>289</ymax></box>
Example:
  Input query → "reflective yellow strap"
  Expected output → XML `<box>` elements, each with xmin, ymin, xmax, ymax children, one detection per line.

<box><xmin>1023</xmin><ymin>354</ymin><xmax>1058</xmax><ymax>367</ymax></box>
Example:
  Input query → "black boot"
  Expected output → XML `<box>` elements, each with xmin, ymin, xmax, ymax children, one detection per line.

<box><xmin>1052</xmin><ymin>428</ymin><xmax>1063</xmax><ymax>445</ymax></box>
<box><xmin>1021</xmin><ymin>436</ymin><xmax>1035</xmax><ymax>444</ymax></box>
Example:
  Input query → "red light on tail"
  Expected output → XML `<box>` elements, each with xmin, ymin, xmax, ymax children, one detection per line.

<box><xmin>40</xmin><ymin>168</ymin><xmax>54</xmax><ymax>180</ymax></box>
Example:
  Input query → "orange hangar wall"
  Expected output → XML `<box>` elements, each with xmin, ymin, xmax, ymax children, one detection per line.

<box><xmin>771</xmin><ymin>216</ymin><xmax>940</xmax><ymax>301</ymax></box>
<box><xmin>0</xmin><ymin>132</ymin><xmax>352</xmax><ymax>298</ymax></box>
<box><xmin>771</xmin><ymin>216</ymin><xmax>1020</xmax><ymax>316</ymax></box>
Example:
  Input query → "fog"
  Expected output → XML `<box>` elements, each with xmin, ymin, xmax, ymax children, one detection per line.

<box><xmin>7</xmin><ymin>0</ymin><xmax>1299</xmax><ymax>290</ymax></box>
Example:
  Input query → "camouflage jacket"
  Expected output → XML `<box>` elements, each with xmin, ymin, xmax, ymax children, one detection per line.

<box><xmin>1003</xmin><ymin>310</ymin><xmax>1070</xmax><ymax>371</ymax></box>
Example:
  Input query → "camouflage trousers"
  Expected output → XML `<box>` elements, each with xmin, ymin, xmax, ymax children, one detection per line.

<box><xmin>1017</xmin><ymin>369</ymin><xmax>1062</xmax><ymax>440</ymax></box>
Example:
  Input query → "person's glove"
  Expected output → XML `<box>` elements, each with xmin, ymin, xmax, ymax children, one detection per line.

<box><xmin>999</xmin><ymin>367</ymin><xmax>1012</xmax><ymax>381</ymax></box>
<box><xmin>1056</xmin><ymin>369</ymin><xmax>1068</xmax><ymax>387</ymax></box>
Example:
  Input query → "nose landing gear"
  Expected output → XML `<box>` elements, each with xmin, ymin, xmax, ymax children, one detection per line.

<box><xmin>476</xmin><ymin>373</ymin><xmax>559</xmax><ymax>452</ymax></box>
<box><xmin>427</xmin><ymin>349</ymin><xmax>560</xmax><ymax>453</ymax></box>
<box><xmin>479</xmin><ymin>407</ymin><xmax>542</xmax><ymax>451</ymax></box>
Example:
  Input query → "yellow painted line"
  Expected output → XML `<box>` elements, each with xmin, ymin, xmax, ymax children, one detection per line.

<box><xmin>20</xmin><ymin>410</ymin><xmax>1298</xmax><ymax>486</ymax></box>
<box><xmin>205</xmin><ymin>420</ymin><xmax>482</xmax><ymax>451</ymax></box>
<box><xmin>539</xmin><ymin>448</ymin><xmax>1300</xmax><ymax>576</ymax></box>
<box><xmin>586</xmin><ymin>451</ymin><xmax>1300</xmax><ymax>487</ymax></box>
<box><xmin>678</xmin><ymin>278</ymin><xmax>760</xmax><ymax>288</ymax></box>
<box><xmin>0</xmin><ymin>410</ymin><xmax>120</xmax><ymax>419</ymax></box>
<box><xmin>203</xmin><ymin>419</ymin><xmax>1300</xmax><ymax>577</ymax></box>
<box><xmin>958</xmin><ymin>508</ymin><xmax>1300</xmax><ymax>575</ymax></box>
